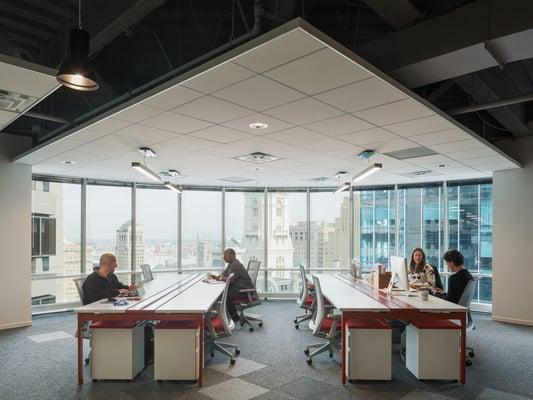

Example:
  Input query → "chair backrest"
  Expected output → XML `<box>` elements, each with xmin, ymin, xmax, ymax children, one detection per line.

<box><xmin>246</xmin><ymin>260</ymin><xmax>261</xmax><ymax>287</ymax></box>
<box><xmin>73</xmin><ymin>278</ymin><xmax>85</xmax><ymax>304</ymax></box>
<box><xmin>430</xmin><ymin>264</ymin><xmax>444</xmax><ymax>290</ymax></box>
<box><xmin>140</xmin><ymin>264</ymin><xmax>153</xmax><ymax>282</ymax></box>
<box><xmin>218</xmin><ymin>273</ymin><xmax>234</xmax><ymax>334</ymax></box>
<box><xmin>458</xmin><ymin>277</ymin><xmax>478</xmax><ymax>328</ymax></box>
<box><xmin>298</xmin><ymin>265</ymin><xmax>308</xmax><ymax>303</ymax></box>
<box><xmin>311</xmin><ymin>275</ymin><xmax>327</xmax><ymax>335</ymax></box>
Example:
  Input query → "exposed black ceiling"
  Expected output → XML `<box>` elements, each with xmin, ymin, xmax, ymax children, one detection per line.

<box><xmin>1</xmin><ymin>0</ymin><xmax>532</xmax><ymax>148</ymax></box>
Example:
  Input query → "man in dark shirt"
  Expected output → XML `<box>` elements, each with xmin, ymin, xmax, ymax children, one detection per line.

<box><xmin>209</xmin><ymin>248</ymin><xmax>253</xmax><ymax>322</ymax></box>
<box><xmin>432</xmin><ymin>249</ymin><xmax>473</xmax><ymax>304</ymax></box>
<box><xmin>81</xmin><ymin>253</ymin><xmax>136</xmax><ymax>305</ymax></box>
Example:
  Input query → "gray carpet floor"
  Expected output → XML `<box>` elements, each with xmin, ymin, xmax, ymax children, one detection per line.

<box><xmin>0</xmin><ymin>300</ymin><xmax>532</xmax><ymax>400</ymax></box>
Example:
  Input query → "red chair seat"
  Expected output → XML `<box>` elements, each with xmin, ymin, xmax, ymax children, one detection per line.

<box><xmin>304</xmin><ymin>295</ymin><xmax>314</xmax><ymax>305</ymax></box>
<box><xmin>233</xmin><ymin>294</ymin><xmax>258</xmax><ymax>304</ymax></box>
<box><xmin>206</xmin><ymin>316</ymin><xmax>224</xmax><ymax>332</ymax></box>
<box><xmin>318</xmin><ymin>317</ymin><xmax>339</xmax><ymax>332</ymax></box>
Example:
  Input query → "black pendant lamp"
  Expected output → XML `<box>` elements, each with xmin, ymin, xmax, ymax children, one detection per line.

<box><xmin>56</xmin><ymin>1</ymin><xmax>99</xmax><ymax>91</ymax></box>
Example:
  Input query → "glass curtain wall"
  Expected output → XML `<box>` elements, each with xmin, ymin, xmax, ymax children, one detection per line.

<box><xmin>181</xmin><ymin>190</ymin><xmax>222</xmax><ymax>272</ymax></box>
<box><xmin>136</xmin><ymin>188</ymin><xmax>178</xmax><ymax>273</ymax></box>
<box><xmin>31</xmin><ymin>181</ymin><xmax>81</xmax><ymax>306</ymax></box>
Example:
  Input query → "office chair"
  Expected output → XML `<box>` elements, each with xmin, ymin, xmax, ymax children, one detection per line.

<box><xmin>73</xmin><ymin>277</ymin><xmax>90</xmax><ymax>364</ymax></box>
<box><xmin>304</xmin><ymin>275</ymin><xmax>340</xmax><ymax>365</ymax></box>
<box><xmin>430</xmin><ymin>264</ymin><xmax>444</xmax><ymax>290</ymax></box>
<box><xmin>140</xmin><ymin>264</ymin><xmax>154</xmax><ymax>282</ymax></box>
<box><xmin>458</xmin><ymin>277</ymin><xmax>478</xmax><ymax>366</ymax></box>
<box><xmin>294</xmin><ymin>265</ymin><xmax>315</xmax><ymax>329</ymax></box>
<box><xmin>205</xmin><ymin>273</ymin><xmax>240</xmax><ymax>365</ymax></box>
<box><xmin>234</xmin><ymin>260</ymin><xmax>263</xmax><ymax>332</ymax></box>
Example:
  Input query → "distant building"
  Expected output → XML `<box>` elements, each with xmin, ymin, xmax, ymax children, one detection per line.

<box><xmin>115</xmin><ymin>220</ymin><xmax>145</xmax><ymax>272</ymax></box>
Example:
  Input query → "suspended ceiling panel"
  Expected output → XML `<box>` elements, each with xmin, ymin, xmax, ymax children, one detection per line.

<box><xmin>0</xmin><ymin>54</ymin><xmax>59</xmax><ymax>131</ymax></box>
<box><xmin>15</xmin><ymin>19</ymin><xmax>520</xmax><ymax>187</ymax></box>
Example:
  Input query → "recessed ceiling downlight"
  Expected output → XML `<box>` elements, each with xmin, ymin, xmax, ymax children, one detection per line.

<box><xmin>236</xmin><ymin>152</ymin><xmax>280</xmax><ymax>163</ymax></box>
<box><xmin>62</xmin><ymin>160</ymin><xmax>76</xmax><ymax>165</ymax></box>
<box><xmin>249</xmin><ymin>122</ymin><xmax>268</xmax><ymax>129</ymax></box>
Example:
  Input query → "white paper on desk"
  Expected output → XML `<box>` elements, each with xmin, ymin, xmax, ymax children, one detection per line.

<box><xmin>203</xmin><ymin>278</ymin><xmax>224</xmax><ymax>284</ymax></box>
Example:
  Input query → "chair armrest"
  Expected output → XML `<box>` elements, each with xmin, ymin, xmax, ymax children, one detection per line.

<box><xmin>238</xmin><ymin>288</ymin><xmax>256</xmax><ymax>293</ymax></box>
<box><xmin>326</xmin><ymin>313</ymin><xmax>341</xmax><ymax>320</ymax></box>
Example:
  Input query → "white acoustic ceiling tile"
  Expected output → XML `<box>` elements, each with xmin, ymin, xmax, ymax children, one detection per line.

<box><xmin>0</xmin><ymin>110</ymin><xmax>17</xmax><ymax>125</ymax></box>
<box><xmin>410</xmin><ymin>128</ymin><xmax>471</xmax><ymax>146</ymax></box>
<box><xmin>427</xmin><ymin>139</ymin><xmax>485</xmax><ymax>154</ymax></box>
<box><xmin>354</xmin><ymin>99</ymin><xmax>433</xmax><ymax>125</ymax></box>
<box><xmin>81</xmin><ymin>135</ymin><xmax>140</xmax><ymax>156</ymax></box>
<box><xmin>0</xmin><ymin>61</ymin><xmax>58</xmax><ymax>98</ymax></box>
<box><xmin>474</xmin><ymin>160</ymin><xmax>518</xmax><ymax>172</ymax></box>
<box><xmin>323</xmin><ymin>145</ymin><xmax>365</xmax><ymax>161</ymax></box>
<box><xmin>264</xmin><ymin>97</ymin><xmax>342</xmax><ymax>125</ymax></box>
<box><xmin>173</xmin><ymin>96</ymin><xmax>254</xmax><ymax>124</ymax></box>
<box><xmin>183</xmin><ymin>62</ymin><xmax>256</xmax><ymax>93</ymax></box>
<box><xmin>231</xmin><ymin>136</ymin><xmax>287</xmax><ymax>153</ymax></box>
<box><xmin>140</xmin><ymin>112</ymin><xmax>212</xmax><ymax>133</ymax></box>
<box><xmin>160</xmin><ymin>135</ymin><xmax>220</xmax><ymax>151</ymax></box>
<box><xmin>338</xmin><ymin>127</ymin><xmax>399</xmax><ymax>146</ymax></box>
<box><xmin>41</xmin><ymin>137</ymin><xmax>83</xmax><ymax>154</ymax></box>
<box><xmin>264</xmin><ymin>127</ymin><xmax>326</xmax><ymax>145</ymax></box>
<box><xmin>200</xmin><ymin>144</ymin><xmax>248</xmax><ymax>158</ymax></box>
<box><xmin>212</xmin><ymin>75</ymin><xmax>304</xmax><ymax>111</ymax></box>
<box><xmin>407</xmin><ymin>155</ymin><xmax>460</xmax><ymax>168</ymax></box>
<box><xmin>189</xmin><ymin>126</ymin><xmax>253</xmax><ymax>143</ymax></box>
<box><xmin>304</xmin><ymin>114</ymin><xmax>374</xmax><ymax>136</ymax></box>
<box><xmin>113</xmin><ymin>104</ymin><xmax>163</xmax><ymax>123</ymax></box>
<box><xmin>233</xmin><ymin>29</ymin><xmax>324</xmax><ymax>72</ymax></box>
<box><xmin>92</xmin><ymin>118</ymin><xmax>134</xmax><ymax>135</ymax></box>
<box><xmin>113</xmin><ymin>124</ymin><xmax>180</xmax><ymax>144</ymax></box>
<box><xmin>222</xmin><ymin>113</ymin><xmax>294</xmax><ymax>134</ymax></box>
<box><xmin>264</xmin><ymin>47</ymin><xmax>371</xmax><ymax>95</ymax></box>
<box><xmin>142</xmin><ymin>85</ymin><xmax>204</xmax><ymax>110</ymax></box>
<box><xmin>366</xmin><ymin>138</ymin><xmax>418</xmax><ymax>153</ymax></box>
<box><xmin>461</xmin><ymin>155</ymin><xmax>506</xmax><ymax>167</ymax></box>
<box><xmin>299</xmin><ymin>137</ymin><xmax>353</xmax><ymax>152</ymax></box>
<box><xmin>384</xmin><ymin>115</ymin><xmax>457</xmax><ymax>137</ymax></box>
<box><xmin>315</xmin><ymin>77</ymin><xmax>407</xmax><ymax>113</ymax></box>
<box><xmin>450</xmin><ymin>147</ymin><xmax>500</xmax><ymax>160</ymax></box>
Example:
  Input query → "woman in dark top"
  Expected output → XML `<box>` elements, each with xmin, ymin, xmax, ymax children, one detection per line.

<box><xmin>432</xmin><ymin>249</ymin><xmax>473</xmax><ymax>304</ymax></box>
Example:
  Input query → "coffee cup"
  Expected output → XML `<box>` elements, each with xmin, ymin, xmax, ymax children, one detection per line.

<box><xmin>419</xmin><ymin>289</ymin><xmax>429</xmax><ymax>301</ymax></box>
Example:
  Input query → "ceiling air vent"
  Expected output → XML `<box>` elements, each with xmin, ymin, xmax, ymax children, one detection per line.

<box><xmin>0</xmin><ymin>90</ymin><xmax>35</xmax><ymax>112</ymax></box>
<box><xmin>219</xmin><ymin>177</ymin><xmax>255</xmax><ymax>183</ymax></box>
<box><xmin>235</xmin><ymin>152</ymin><xmax>280</xmax><ymax>163</ymax></box>
<box><xmin>384</xmin><ymin>146</ymin><xmax>437</xmax><ymax>160</ymax></box>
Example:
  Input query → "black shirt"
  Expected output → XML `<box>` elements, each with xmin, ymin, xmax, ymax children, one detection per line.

<box><xmin>440</xmin><ymin>268</ymin><xmax>473</xmax><ymax>304</ymax></box>
<box><xmin>81</xmin><ymin>272</ymin><xmax>127</xmax><ymax>305</ymax></box>
<box><xmin>223</xmin><ymin>260</ymin><xmax>253</xmax><ymax>289</ymax></box>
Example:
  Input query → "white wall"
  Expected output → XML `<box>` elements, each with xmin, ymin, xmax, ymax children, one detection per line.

<box><xmin>0</xmin><ymin>135</ymin><xmax>32</xmax><ymax>331</ymax></box>
<box><xmin>493</xmin><ymin>136</ymin><xmax>533</xmax><ymax>326</ymax></box>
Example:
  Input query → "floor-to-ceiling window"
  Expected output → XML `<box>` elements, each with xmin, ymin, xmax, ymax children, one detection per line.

<box><xmin>31</xmin><ymin>180</ymin><xmax>81</xmax><ymax>306</ymax></box>
<box><xmin>136</xmin><ymin>187</ymin><xmax>178</xmax><ymax>273</ymax></box>
<box><xmin>182</xmin><ymin>190</ymin><xmax>222</xmax><ymax>272</ymax></box>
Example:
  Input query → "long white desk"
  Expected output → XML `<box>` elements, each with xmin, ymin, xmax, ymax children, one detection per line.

<box><xmin>75</xmin><ymin>273</ymin><xmax>225</xmax><ymax>386</ymax></box>
<box><xmin>314</xmin><ymin>273</ymin><xmax>468</xmax><ymax>384</ymax></box>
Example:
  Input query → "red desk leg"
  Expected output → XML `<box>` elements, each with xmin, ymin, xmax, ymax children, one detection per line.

<box><xmin>341</xmin><ymin>313</ymin><xmax>346</xmax><ymax>384</ymax></box>
<box><xmin>198</xmin><ymin>315</ymin><xmax>204</xmax><ymax>387</ymax></box>
<box><xmin>460</xmin><ymin>312</ymin><xmax>466</xmax><ymax>384</ymax></box>
<box><xmin>77</xmin><ymin>314</ymin><xmax>83</xmax><ymax>385</ymax></box>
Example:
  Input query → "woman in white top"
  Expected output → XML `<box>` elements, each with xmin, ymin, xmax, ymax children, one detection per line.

<box><xmin>408</xmin><ymin>248</ymin><xmax>436</xmax><ymax>288</ymax></box>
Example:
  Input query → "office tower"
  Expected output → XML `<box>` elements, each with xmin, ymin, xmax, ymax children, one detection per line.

<box><xmin>241</xmin><ymin>193</ymin><xmax>294</xmax><ymax>291</ymax></box>
<box><xmin>197</xmin><ymin>240</ymin><xmax>210</xmax><ymax>268</ymax></box>
<box><xmin>63</xmin><ymin>242</ymin><xmax>93</xmax><ymax>302</ymax></box>
<box><xmin>290</xmin><ymin>221</ymin><xmax>334</xmax><ymax>269</ymax></box>
<box><xmin>115</xmin><ymin>220</ymin><xmax>145</xmax><ymax>271</ymax></box>
<box><xmin>325</xmin><ymin>195</ymin><xmax>354</xmax><ymax>269</ymax></box>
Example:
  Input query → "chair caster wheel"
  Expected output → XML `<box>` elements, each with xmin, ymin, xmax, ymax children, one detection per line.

<box><xmin>240</xmin><ymin>322</ymin><xmax>244</xmax><ymax>327</ymax></box>
<box><xmin>235</xmin><ymin>349</ymin><xmax>240</xmax><ymax>355</ymax></box>
<box><xmin>230</xmin><ymin>359</ymin><xmax>236</xmax><ymax>365</ymax></box>
<box><xmin>306</xmin><ymin>359</ymin><xmax>312</xmax><ymax>365</ymax></box>
<box><xmin>92</xmin><ymin>379</ymin><xmax>98</xmax><ymax>383</ymax></box>
<box><xmin>249</xmin><ymin>327</ymin><xmax>254</xmax><ymax>332</ymax></box>
<box><xmin>210</xmin><ymin>352</ymin><xmax>214</xmax><ymax>358</ymax></box>
<box><xmin>466</xmin><ymin>360</ymin><xmax>472</xmax><ymax>367</ymax></box>
<box><xmin>294</xmin><ymin>319</ymin><xmax>297</xmax><ymax>324</ymax></box>
<box><xmin>329</xmin><ymin>352</ymin><xmax>333</xmax><ymax>358</ymax></box>
<box><xmin>304</xmin><ymin>349</ymin><xmax>309</xmax><ymax>356</ymax></box>
<box><xmin>295</xmin><ymin>324</ymin><xmax>299</xmax><ymax>329</ymax></box>
<box><xmin>468</xmin><ymin>351</ymin><xmax>475</xmax><ymax>357</ymax></box>
<box><xmin>258</xmin><ymin>322</ymin><xmax>263</xmax><ymax>327</ymax></box>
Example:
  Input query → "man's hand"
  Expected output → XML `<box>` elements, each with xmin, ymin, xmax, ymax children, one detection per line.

<box><xmin>119</xmin><ymin>289</ymin><xmax>130</xmax><ymax>295</ymax></box>
<box><xmin>129</xmin><ymin>284</ymin><xmax>138</xmax><ymax>291</ymax></box>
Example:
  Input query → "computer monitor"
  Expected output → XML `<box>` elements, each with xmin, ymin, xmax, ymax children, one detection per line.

<box><xmin>389</xmin><ymin>255</ymin><xmax>409</xmax><ymax>291</ymax></box>
<box><xmin>350</xmin><ymin>259</ymin><xmax>362</xmax><ymax>279</ymax></box>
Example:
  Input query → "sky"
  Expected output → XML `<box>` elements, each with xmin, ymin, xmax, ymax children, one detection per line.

<box><xmin>61</xmin><ymin>184</ymin><xmax>349</xmax><ymax>242</ymax></box>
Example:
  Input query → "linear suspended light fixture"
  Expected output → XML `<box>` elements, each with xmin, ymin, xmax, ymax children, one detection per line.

<box><xmin>334</xmin><ymin>182</ymin><xmax>350</xmax><ymax>194</ymax></box>
<box><xmin>164</xmin><ymin>182</ymin><xmax>183</xmax><ymax>193</ymax></box>
<box><xmin>131</xmin><ymin>162</ymin><xmax>161</xmax><ymax>182</ymax></box>
<box><xmin>56</xmin><ymin>1</ymin><xmax>99</xmax><ymax>91</ymax></box>
<box><xmin>352</xmin><ymin>163</ymin><xmax>382</xmax><ymax>183</ymax></box>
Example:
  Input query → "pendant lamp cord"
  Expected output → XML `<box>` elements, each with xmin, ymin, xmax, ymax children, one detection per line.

<box><xmin>78</xmin><ymin>0</ymin><xmax>82</xmax><ymax>29</ymax></box>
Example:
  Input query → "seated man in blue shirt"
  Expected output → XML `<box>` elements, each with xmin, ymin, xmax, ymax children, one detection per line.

<box><xmin>432</xmin><ymin>249</ymin><xmax>473</xmax><ymax>304</ymax></box>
